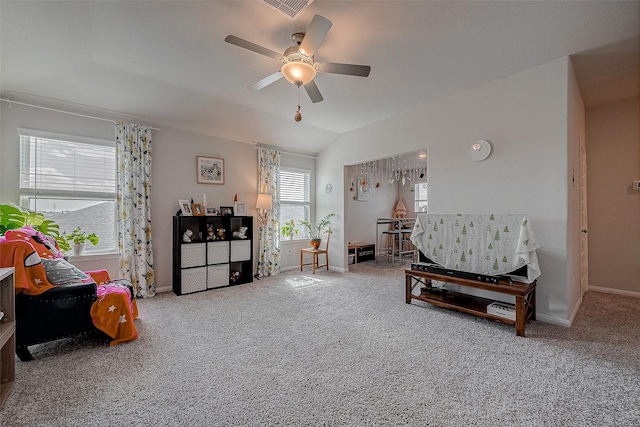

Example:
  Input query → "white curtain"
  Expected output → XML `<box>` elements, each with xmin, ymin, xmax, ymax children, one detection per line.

<box><xmin>115</xmin><ymin>122</ymin><xmax>155</xmax><ymax>297</ymax></box>
<box><xmin>258</xmin><ymin>148</ymin><xmax>281</xmax><ymax>277</ymax></box>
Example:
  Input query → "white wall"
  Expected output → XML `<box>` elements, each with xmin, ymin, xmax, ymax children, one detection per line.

<box><xmin>586</xmin><ymin>96</ymin><xmax>640</xmax><ymax>295</ymax></box>
<box><xmin>318</xmin><ymin>57</ymin><xmax>575</xmax><ymax>323</ymax></box>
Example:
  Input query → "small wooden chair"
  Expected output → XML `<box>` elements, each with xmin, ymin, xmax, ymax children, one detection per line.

<box><xmin>300</xmin><ymin>230</ymin><xmax>331</xmax><ymax>274</ymax></box>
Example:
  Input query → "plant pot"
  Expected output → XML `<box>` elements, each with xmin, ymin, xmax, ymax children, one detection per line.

<box><xmin>310</xmin><ymin>238</ymin><xmax>321</xmax><ymax>249</ymax></box>
<box><xmin>73</xmin><ymin>243</ymin><xmax>85</xmax><ymax>256</ymax></box>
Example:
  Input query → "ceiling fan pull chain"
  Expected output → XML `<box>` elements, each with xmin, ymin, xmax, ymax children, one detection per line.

<box><xmin>294</xmin><ymin>84</ymin><xmax>302</xmax><ymax>122</ymax></box>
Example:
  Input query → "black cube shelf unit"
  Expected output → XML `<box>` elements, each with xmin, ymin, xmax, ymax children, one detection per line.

<box><xmin>173</xmin><ymin>215</ymin><xmax>253</xmax><ymax>295</ymax></box>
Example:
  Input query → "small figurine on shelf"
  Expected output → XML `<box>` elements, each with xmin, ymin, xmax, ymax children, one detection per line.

<box><xmin>216</xmin><ymin>228</ymin><xmax>226</xmax><ymax>240</ymax></box>
<box><xmin>182</xmin><ymin>229</ymin><xmax>194</xmax><ymax>243</ymax></box>
<box><xmin>206</xmin><ymin>225</ymin><xmax>215</xmax><ymax>241</ymax></box>
<box><xmin>230</xmin><ymin>271</ymin><xmax>240</xmax><ymax>283</ymax></box>
<box><xmin>232</xmin><ymin>226</ymin><xmax>248</xmax><ymax>239</ymax></box>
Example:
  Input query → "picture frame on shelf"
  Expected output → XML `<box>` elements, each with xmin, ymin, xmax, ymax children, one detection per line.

<box><xmin>196</xmin><ymin>156</ymin><xmax>224</xmax><ymax>185</ymax></box>
<box><xmin>192</xmin><ymin>203</ymin><xmax>204</xmax><ymax>216</ymax></box>
<box><xmin>206</xmin><ymin>206</ymin><xmax>219</xmax><ymax>216</ymax></box>
<box><xmin>179</xmin><ymin>199</ymin><xmax>193</xmax><ymax>216</ymax></box>
<box><xmin>234</xmin><ymin>202</ymin><xmax>247</xmax><ymax>216</ymax></box>
<box><xmin>220</xmin><ymin>206</ymin><xmax>234</xmax><ymax>216</ymax></box>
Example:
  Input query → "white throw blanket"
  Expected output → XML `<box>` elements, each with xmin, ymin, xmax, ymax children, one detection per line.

<box><xmin>410</xmin><ymin>214</ymin><xmax>541</xmax><ymax>284</ymax></box>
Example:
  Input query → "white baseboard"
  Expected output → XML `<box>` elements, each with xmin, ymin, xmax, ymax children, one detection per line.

<box><xmin>588</xmin><ymin>286</ymin><xmax>640</xmax><ymax>298</ymax></box>
<box><xmin>280</xmin><ymin>265</ymin><xmax>347</xmax><ymax>273</ymax></box>
<box><xmin>156</xmin><ymin>285</ymin><xmax>172</xmax><ymax>293</ymax></box>
<box><xmin>535</xmin><ymin>313</ymin><xmax>572</xmax><ymax>327</ymax></box>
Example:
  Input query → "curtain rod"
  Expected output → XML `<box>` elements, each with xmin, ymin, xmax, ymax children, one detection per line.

<box><xmin>254</xmin><ymin>143</ymin><xmax>318</xmax><ymax>159</ymax></box>
<box><xmin>0</xmin><ymin>97</ymin><xmax>161</xmax><ymax>131</ymax></box>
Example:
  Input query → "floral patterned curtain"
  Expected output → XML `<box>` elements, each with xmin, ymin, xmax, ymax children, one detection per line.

<box><xmin>258</xmin><ymin>148</ymin><xmax>281</xmax><ymax>277</ymax></box>
<box><xmin>115</xmin><ymin>123</ymin><xmax>155</xmax><ymax>297</ymax></box>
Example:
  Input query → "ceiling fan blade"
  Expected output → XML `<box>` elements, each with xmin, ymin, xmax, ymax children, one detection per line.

<box><xmin>304</xmin><ymin>80</ymin><xmax>324</xmax><ymax>103</ymax></box>
<box><xmin>224</xmin><ymin>35</ymin><xmax>282</xmax><ymax>60</ymax></box>
<box><xmin>248</xmin><ymin>72</ymin><xmax>283</xmax><ymax>91</ymax></box>
<box><xmin>299</xmin><ymin>15</ymin><xmax>333</xmax><ymax>57</ymax></box>
<box><xmin>318</xmin><ymin>62</ymin><xmax>371</xmax><ymax>77</ymax></box>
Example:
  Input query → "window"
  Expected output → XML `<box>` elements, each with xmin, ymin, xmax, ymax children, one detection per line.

<box><xmin>19</xmin><ymin>129</ymin><xmax>117</xmax><ymax>254</ymax></box>
<box><xmin>414</xmin><ymin>182</ymin><xmax>428</xmax><ymax>213</ymax></box>
<box><xmin>279</xmin><ymin>168</ymin><xmax>310</xmax><ymax>239</ymax></box>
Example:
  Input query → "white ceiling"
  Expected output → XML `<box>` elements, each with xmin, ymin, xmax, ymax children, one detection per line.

<box><xmin>1</xmin><ymin>1</ymin><xmax>638</xmax><ymax>154</ymax></box>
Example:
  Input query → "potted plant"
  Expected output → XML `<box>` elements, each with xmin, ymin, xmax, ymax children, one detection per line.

<box><xmin>281</xmin><ymin>219</ymin><xmax>299</xmax><ymax>240</ymax></box>
<box><xmin>64</xmin><ymin>226</ymin><xmax>99</xmax><ymax>256</ymax></box>
<box><xmin>299</xmin><ymin>213</ymin><xmax>335</xmax><ymax>249</ymax></box>
<box><xmin>0</xmin><ymin>203</ymin><xmax>70</xmax><ymax>252</ymax></box>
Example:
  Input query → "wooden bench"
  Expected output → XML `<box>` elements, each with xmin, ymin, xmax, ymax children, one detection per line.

<box><xmin>405</xmin><ymin>269</ymin><xmax>536</xmax><ymax>336</ymax></box>
<box><xmin>348</xmin><ymin>243</ymin><xmax>375</xmax><ymax>264</ymax></box>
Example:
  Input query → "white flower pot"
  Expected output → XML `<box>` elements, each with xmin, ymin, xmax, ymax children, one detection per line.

<box><xmin>73</xmin><ymin>243</ymin><xmax>85</xmax><ymax>256</ymax></box>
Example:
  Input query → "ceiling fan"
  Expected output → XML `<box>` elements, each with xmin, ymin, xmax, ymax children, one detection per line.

<box><xmin>225</xmin><ymin>14</ymin><xmax>371</xmax><ymax>103</ymax></box>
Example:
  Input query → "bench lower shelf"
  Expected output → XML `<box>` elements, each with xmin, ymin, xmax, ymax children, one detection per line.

<box><xmin>405</xmin><ymin>269</ymin><xmax>536</xmax><ymax>336</ymax></box>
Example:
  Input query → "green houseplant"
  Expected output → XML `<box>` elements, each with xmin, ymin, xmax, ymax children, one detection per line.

<box><xmin>299</xmin><ymin>213</ymin><xmax>335</xmax><ymax>249</ymax></box>
<box><xmin>281</xmin><ymin>219</ymin><xmax>299</xmax><ymax>239</ymax></box>
<box><xmin>0</xmin><ymin>203</ymin><xmax>70</xmax><ymax>252</ymax></box>
<box><xmin>64</xmin><ymin>227</ymin><xmax>99</xmax><ymax>256</ymax></box>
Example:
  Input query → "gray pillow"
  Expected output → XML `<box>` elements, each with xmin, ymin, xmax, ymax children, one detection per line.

<box><xmin>41</xmin><ymin>258</ymin><xmax>90</xmax><ymax>285</ymax></box>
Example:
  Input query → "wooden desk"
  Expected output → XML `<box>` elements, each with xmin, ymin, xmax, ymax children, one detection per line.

<box><xmin>405</xmin><ymin>269</ymin><xmax>536</xmax><ymax>337</ymax></box>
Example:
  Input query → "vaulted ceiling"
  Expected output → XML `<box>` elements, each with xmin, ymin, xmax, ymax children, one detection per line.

<box><xmin>1</xmin><ymin>1</ymin><xmax>638</xmax><ymax>153</ymax></box>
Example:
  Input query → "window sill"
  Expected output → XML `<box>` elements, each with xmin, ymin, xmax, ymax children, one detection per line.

<box><xmin>67</xmin><ymin>252</ymin><xmax>119</xmax><ymax>262</ymax></box>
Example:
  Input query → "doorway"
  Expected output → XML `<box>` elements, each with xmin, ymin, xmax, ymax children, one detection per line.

<box><xmin>343</xmin><ymin>150</ymin><xmax>427</xmax><ymax>263</ymax></box>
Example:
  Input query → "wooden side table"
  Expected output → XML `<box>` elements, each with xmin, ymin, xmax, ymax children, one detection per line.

<box><xmin>405</xmin><ymin>268</ymin><xmax>536</xmax><ymax>336</ymax></box>
<box><xmin>0</xmin><ymin>268</ymin><xmax>16</xmax><ymax>407</ymax></box>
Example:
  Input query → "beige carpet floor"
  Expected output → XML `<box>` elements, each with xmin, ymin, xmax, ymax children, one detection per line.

<box><xmin>2</xmin><ymin>262</ymin><xmax>639</xmax><ymax>426</ymax></box>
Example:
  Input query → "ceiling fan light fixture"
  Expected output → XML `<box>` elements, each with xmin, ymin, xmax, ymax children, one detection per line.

<box><xmin>281</xmin><ymin>61</ymin><xmax>316</xmax><ymax>86</ymax></box>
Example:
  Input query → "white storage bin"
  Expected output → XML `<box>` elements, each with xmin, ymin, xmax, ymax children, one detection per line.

<box><xmin>181</xmin><ymin>267</ymin><xmax>207</xmax><ymax>294</ymax></box>
<box><xmin>208</xmin><ymin>264</ymin><xmax>230</xmax><ymax>289</ymax></box>
<box><xmin>230</xmin><ymin>240</ymin><xmax>251</xmax><ymax>262</ymax></box>
<box><xmin>207</xmin><ymin>241</ymin><xmax>229</xmax><ymax>264</ymax></box>
<box><xmin>181</xmin><ymin>242</ymin><xmax>206</xmax><ymax>268</ymax></box>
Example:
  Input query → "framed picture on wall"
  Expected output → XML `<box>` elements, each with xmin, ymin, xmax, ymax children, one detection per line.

<box><xmin>196</xmin><ymin>156</ymin><xmax>224</xmax><ymax>184</ymax></box>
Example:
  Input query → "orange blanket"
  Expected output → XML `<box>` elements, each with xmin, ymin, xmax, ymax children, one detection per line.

<box><xmin>90</xmin><ymin>280</ymin><xmax>139</xmax><ymax>346</ymax></box>
<box><xmin>0</xmin><ymin>240</ymin><xmax>55</xmax><ymax>295</ymax></box>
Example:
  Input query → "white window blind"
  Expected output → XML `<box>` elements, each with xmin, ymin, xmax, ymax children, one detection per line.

<box><xmin>279</xmin><ymin>170</ymin><xmax>310</xmax><ymax>203</ymax></box>
<box><xmin>19</xmin><ymin>133</ymin><xmax>116</xmax><ymax>199</ymax></box>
